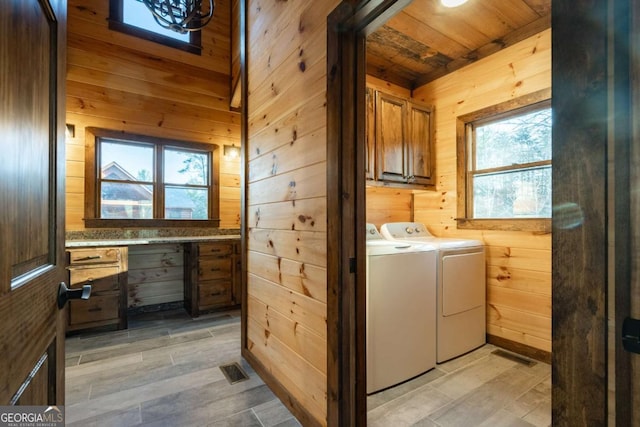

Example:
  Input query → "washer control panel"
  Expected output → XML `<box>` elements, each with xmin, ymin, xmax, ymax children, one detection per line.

<box><xmin>382</xmin><ymin>222</ymin><xmax>433</xmax><ymax>238</ymax></box>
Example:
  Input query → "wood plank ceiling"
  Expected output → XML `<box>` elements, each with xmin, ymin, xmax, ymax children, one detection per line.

<box><xmin>366</xmin><ymin>0</ymin><xmax>552</xmax><ymax>90</ymax></box>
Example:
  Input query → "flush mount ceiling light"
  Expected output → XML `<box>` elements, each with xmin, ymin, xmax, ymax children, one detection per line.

<box><xmin>136</xmin><ymin>0</ymin><xmax>214</xmax><ymax>34</ymax></box>
<box><xmin>440</xmin><ymin>0</ymin><xmax>469</xmax><ymax>7</ymax></box>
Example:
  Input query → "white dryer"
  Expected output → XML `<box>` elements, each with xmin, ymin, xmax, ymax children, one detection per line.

<box><xmin>380</xmin><ymin>222</ymin><xmax>486</xmax><ymax>363</ymax></box>
<box><xmin>365</xmin><ymin>223</ymin><xmax>437</xmax><ymax>394</ymax></box>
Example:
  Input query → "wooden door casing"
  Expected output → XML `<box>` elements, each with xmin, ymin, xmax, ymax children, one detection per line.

<box><xmin>0</xmin><ymin>0</ymin><xmax>67</xmax><ymax>405</ymax></box>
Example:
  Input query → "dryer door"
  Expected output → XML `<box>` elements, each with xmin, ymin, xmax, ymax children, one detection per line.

<box><xmin>441</xmin><ymin>250</ymin><xmax>485</xmax><ymax>316</ymax></box>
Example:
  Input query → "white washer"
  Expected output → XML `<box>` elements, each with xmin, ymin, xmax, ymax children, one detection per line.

<box><xmin>380</xmin><ymin>222</ymin><xmax>486</xmax><ymax>363</ymax></box>
<box><xmin>365</xmin><ymin>223</ymin><xmax>437</xmax><ymax>394</ymax></box>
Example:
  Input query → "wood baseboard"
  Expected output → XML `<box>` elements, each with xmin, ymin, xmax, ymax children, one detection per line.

<box><xmin>487</xmin><ymin>334</ymin><xmax>552</xmax><ymax>364</ymax></box>
<box><xmin>241</xmin><ymin>347</ymin><xmax>322</xmax><ymax>427</ymax></box>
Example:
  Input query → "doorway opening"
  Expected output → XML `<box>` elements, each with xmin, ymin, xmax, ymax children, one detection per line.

<box><xmin>328</xmin><ymin>1</ymin><xmax>564</xmax><ymax>421</ymax></box>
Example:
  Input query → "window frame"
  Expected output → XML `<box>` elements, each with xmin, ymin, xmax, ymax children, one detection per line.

<box><xmin>108</xmin><ymin>0</ymin><xmax>202</xmax><ymax>55</ymax></box>
<box><xmin>84</xmin><ymin>128</ymin><xmax>220</xmax><ymax>228</ymax></box>
<box><xmin>456</xmin><ymin>89</ymin><xmax>552</xmax><ymax>232</ymax></box>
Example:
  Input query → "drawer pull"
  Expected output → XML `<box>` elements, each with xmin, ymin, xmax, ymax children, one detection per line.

<box><xmin>75</xmin><ymin>255</ymin><xmax>102</xmax><ymax>261</ymax></box>
<box><xmin>210</xmin><ymin>291</ymin><xmax>223</xmax><ymax>296</ymax></box>
<box><xmin>210</xmin><ymin>268</ymin><xmax>221</xmax><ymax>272</ymax></box>
<box><xmin>88</xmin><ymin>307</ymin><xmax>102</xmax><ymax>312</ymax></box>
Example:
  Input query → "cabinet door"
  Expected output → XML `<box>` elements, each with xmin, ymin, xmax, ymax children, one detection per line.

<box><xmin>365</xmin><ymin>87</ymin><xmax>376</xmax><ymax>180</ymax></box>
<box><xmin>376</xmin><ymin>92</ymin><xmax>408</xmax><ymax>182</ymax></box>
<box><xmin>408</xmin><ymin>102</ymin><xmax>435</xmax><ymax>185</ymax></box>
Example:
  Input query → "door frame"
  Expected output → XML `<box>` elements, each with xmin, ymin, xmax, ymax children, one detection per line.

<box><xmin>326</xmin><ymin>1</ymin><xmax>411</xmax><ymax>425</ymax></box>
<box><xmin>327</xmin><ymin>0</ymin><xmax>627</xmax><ymax>424</ymax></box>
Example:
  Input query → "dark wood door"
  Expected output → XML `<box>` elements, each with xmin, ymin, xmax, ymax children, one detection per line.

<box><xmin>0</xmin><ymin>0</ymin><xmax>67</xmax><ymax>405</ymax></box>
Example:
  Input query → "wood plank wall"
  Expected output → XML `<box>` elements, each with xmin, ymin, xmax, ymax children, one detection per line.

<box><xmin>366</xmin><ymin>187</ymin><xmax>413</xmax><ymax>229</ymax></box>
<box><xmin>64</xmin><ymin>0</ymin><xmax>241</xmax><ymax>232</ymax></box>
<box><xmin>412</xmin><ymin>30</ymin><xmax>552</xmax><ymax>352</ymax></box>
<box><xmin>246</xmin><ymin>1</ymin><xmax>340</xmax><ymax>425</ymax></box>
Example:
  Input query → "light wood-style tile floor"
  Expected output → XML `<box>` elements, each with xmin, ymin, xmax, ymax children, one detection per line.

<box><xmin>65</xmin><ymin>308</ymin><xmax>301</xmax><ymax>427</ymax></box>
<box><xmin>66</xmin><ymin>308</ymin><xmax>551</xmax><ymax>427</ymax></box>
<box><xmin>367</xmin><ymin>344</ymin><xmax>551</xmax><ymax>427</ymax></box>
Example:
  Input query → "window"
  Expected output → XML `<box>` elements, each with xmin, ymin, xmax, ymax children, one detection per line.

<box><xmin>456</xmin><ymin>90</ymin><xmax>551</xmax><ymax>232</ymax></box>
<box><xmin>85</xmin><ymin>128</ymin><xmax>219</xmax><ymax>228</ymax></box>
<box><xmin>108</xmin><ymin>0</ymin><xmax>202</xmax><ymax>55</ymax></box>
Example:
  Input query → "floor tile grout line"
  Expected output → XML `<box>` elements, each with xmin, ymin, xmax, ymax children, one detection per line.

<box><xmin>136</xmin><ymin>403</ymin><xmax>142</xmax><ymax>425</ymax></box>
<box><xmin>251</xmin><ymin>407</ymin><xmax>267</xmax><ymax>427</ymax></box>
<box><xmin>506</xmin><ymin>372</ymin><xmax>551</xmax><ymax>412</ymax></box>
<box><xmin>511</xmin><ymin>377</ymin><xmax>553</xmax><ymax>423</ymax></box>
<box><xmin>370</xmin><ymin>382</ymin><xmax>445</xmax><ymax>415</ymax></box>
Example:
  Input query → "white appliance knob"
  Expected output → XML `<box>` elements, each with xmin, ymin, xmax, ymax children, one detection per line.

<box><xmin>405</xmin><ymin>227</ymin><xmax>413</xmax><ymax>234</ymax></box>
<box><xmin>369</xmin><ymin>228</ymin><xmax>376</xmax><ymax>235</ymax></box>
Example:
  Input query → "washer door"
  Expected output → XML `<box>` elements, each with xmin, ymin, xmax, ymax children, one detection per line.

<box><xmin>441</xmin><ymin>251</ymin><xmax>485</xmax><ymax>316</ymax></box>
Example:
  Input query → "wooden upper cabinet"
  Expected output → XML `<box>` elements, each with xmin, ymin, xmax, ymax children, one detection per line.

<box><xmin>376</xmin><ymin>91</ymin><xmax>407</xmax><ymax>183</ymax></box>
<box><xmin>408</xmin><ymin>102</ymin><xmax>435</xmax><ymax>186</ymax></box>
<box><xmin>369</xmin><ymin>88</ymin><xmax>435</xmax><ymax>187</ymax></box>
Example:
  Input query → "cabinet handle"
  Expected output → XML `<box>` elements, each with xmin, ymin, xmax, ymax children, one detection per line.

<box><xmin>210</xmin><ymin>268</ymin><xmax>221</xmax><ymax>272</ymax></box>
<box><xmin>211</xmin><ymin>291</ymin><xmax>222</xmax><ymax>296</ymax></box>
<box><xmin>88</xmin><ymin>307</ymin><xmax>102</xmax><ymax>312</ymax></box>
<box><xmin>75</xmin><ymin>255</ymin><xmax>102</xmax><ymax>261</ymax></box>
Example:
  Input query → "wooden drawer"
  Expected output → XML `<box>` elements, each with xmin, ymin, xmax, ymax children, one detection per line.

<box><xmin>198</xmin><ymin>280</ymin><xmax>233</xmax><ymax>308</ymax></box>
<box><xmin>198</xmin><ymin>243</ymin><xmax>233</xmax><ymax>257</ymax></box>
<box><xmin>69</xmin><ymin>295</ymin><xmax>120</xmax><ymax>325</ymax></box>
<box><xmin>68</xmin><ymin>248</ymin><xmax>121</xmax><ymax>265</ymax></box>
<box><xmin>69</xmin><ymin>266</ymin><xmax>120</xmax><ymax>293</ymax></box>
<box><xmin>198</xmin><ymin>257</ymin><xmax>232</xmax><ymax>280</ymax></box>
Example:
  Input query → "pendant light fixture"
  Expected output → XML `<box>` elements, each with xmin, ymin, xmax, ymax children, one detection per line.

<box><xmin>440</xmin><ymin>0</ymin><xmax>469</xmax><ymax>7</ymax></box>
<box><xmin>136</xmin><ymin>0</ymin><xmax>214</xmax><ymax>34</ymax></box>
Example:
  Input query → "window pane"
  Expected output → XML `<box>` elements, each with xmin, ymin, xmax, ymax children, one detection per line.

<box><xmin>101</xmin><ymin>182</ymin><xmax>153</xmax><ymax>219</ymax></box>
<box><xmin>475</xmin><ymin>108</ymin><xmax>551</xmax><ymax>170</ymax></box>
<box><xmin>101</xmin><ymin>140</ymin><xmax>154</xmax><ymax>182</ymax></box>
<box><xmin>165</xmin><ymin>186</ymin><xmax>208</xmax><ymax>219</ymax></box>
<box><xmin>122</xmin><ymin>0</ymin><xmax>190</xmax><ymax>42</ymax></box>
<box><xmin>164</xmin><ymin>149</ymin><xmax>208</xmax><ymax>185</ymax></box>
<box><xmin>473</xmin><ymin>167</ymin><xmax>551</xmax><ymax>218</ymax></box>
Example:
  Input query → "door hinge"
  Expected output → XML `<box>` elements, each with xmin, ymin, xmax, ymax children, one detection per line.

<box><xmin>622</xmin><ymin>317</ymin><xmax>640</xmax><ymax>354</ymax></box>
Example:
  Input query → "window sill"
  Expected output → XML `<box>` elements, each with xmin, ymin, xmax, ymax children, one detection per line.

<box><xmin>456</xmin><ymin>218</ymin><xmax>551</xmax><ymax>233</ymax></box>
<box><xmin>84</xmin><ymin>219</ymin><xmax>221</xmax><ymax>229</ymax></box>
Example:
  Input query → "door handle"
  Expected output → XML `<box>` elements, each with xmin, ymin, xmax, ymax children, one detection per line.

<box><xmin>57</xmin><ymin>282</ymin><xmax>91</xmax><ymax>309</ymax></box>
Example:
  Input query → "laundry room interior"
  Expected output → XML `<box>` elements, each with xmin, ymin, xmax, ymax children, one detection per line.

<box><xmin>362</xmin><ymin>0</ymin><xmax>551</xmax><ymax>409</ymax></box>
<box><xmin>365</xmin><ymin>11</ymin><xmax>550</xmax><ymax>346</ymax></box>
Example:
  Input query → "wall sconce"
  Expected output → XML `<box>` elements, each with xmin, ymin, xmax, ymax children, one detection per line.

<box><xmin>223</xmin><ymin>144</ymin><xmax>240</xmax><ymax>159</ymax></box>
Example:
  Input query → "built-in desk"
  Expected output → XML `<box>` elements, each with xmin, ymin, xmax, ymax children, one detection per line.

<box><xmin>65</xmin><ymin>234</ymin><xmax>241</xmax><ymax>331</ymax></box>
